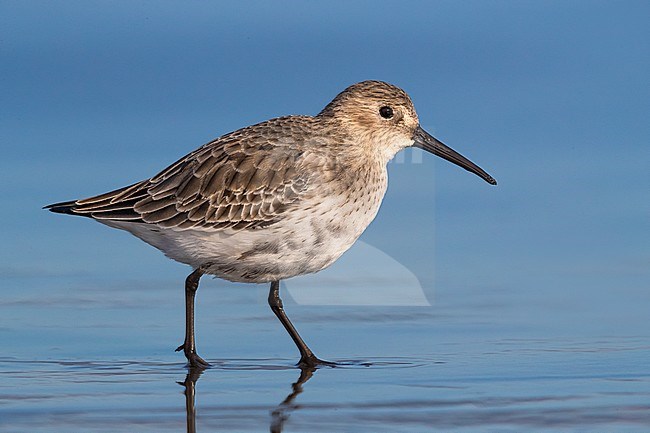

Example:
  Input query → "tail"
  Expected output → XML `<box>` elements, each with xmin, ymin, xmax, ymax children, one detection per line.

<box><xmin>44</xmin><ymin>180</ymin><xmax>149</xmax><ymax>221</ymax></box>
<box><xmin>44</xmin><ymin>200</ymin><xmax>86</xmax><ymax>216</ymax></box>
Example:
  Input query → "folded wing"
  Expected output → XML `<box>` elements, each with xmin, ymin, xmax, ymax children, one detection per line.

<box><xmin>46</xmin><ymin>118</ymin><xmax>310</xmax><ymax>231</ymax></box>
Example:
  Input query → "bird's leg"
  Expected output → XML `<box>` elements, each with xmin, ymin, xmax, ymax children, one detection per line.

<box><xmin>268</xmin><ymin>280</ymin><xmax>334</xmax><ymax>368</ymax></box>
<box><xmin>176</xmin><ymin>269</ymin><xmax>210</xmax><ymax>368</ymax></box>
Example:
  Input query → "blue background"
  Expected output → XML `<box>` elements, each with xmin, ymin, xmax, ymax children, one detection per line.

<box><xmin>1</xmin><ymin>1</ymin><xmax>649</xmax><ymax>432</ymax></box>
<box><xmin>2</xmin><ymin>0</ymin><xmax>648</xmax><ymax>324</ymax></box>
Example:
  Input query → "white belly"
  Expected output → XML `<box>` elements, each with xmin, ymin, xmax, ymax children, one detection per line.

<box><xmin>103</xmin><ymin>178</ymin><xmax>387</xmax><ymax>283</ymax></box>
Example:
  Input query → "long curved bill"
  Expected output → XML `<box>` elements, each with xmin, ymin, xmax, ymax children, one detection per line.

<box><xmin>413</xmin><ymin>126</ymin><xmax>497</xmax><ymax>185</ymax></box>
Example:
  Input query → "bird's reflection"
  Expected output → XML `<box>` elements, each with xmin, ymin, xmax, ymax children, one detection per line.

<box><xmin>178</xmin><ymin>366</ymin><xmax>204</xmax><ymax>433</ymax></box>
<box><xmin>269</xmin><ymin>365</ymin><xmax>316</xmax><ymax>433</ymax></box>
<box><xmin>178</xmin><ymin>364</ymin><xmax>317</xmax><ymax>433</ymax></box>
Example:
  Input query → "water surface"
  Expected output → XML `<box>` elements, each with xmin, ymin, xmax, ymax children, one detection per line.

<box><xmin>2</xmin><ymin>277</ymin><xmax>649</xmax><ymax>432</ymax></box>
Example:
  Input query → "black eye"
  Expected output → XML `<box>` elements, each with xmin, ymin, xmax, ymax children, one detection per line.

<box><xmin>379</xmin><ymin>106</ymin><xmax>394</xmax><ymax>119</ymax></box>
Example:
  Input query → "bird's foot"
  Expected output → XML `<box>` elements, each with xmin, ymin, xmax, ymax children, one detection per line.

<box><xmin>298</xmin><ymin>354</ymin><xmax>337</xmax><ymax>369</ymax></box>
<box><xmin>175</xmin><ymin>343</ymin><xmax>211</xmax><ymax>369</ymax></box>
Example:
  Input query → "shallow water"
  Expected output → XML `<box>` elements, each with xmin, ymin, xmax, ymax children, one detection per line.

<box><xmin>2</xmin><ymin>276</ymin><xmax>649</xmax><ymax>432</ymax></box>
<box><xmin>3</xmin><ymin>352</ymin><xmax>648</xmax><ymax>433</ymax></box>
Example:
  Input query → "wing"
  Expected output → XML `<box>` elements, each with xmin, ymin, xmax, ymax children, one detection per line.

<box><xmin>47</xmin><ymin>117</ymin><xmax>313</xmax><ymax>231</ymax></box>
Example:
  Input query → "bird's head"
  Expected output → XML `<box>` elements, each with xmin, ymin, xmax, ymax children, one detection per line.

<box><xmin>319</xmin><ymin>80</ymin><xmax>496</xmax><ymax>185</ymax></box>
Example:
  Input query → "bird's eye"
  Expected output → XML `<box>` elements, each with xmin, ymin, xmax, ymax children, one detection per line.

<box><xmin>379</xmin><ymin>106</ymin><xmax>394</xmax><ymax>119</ymax></box>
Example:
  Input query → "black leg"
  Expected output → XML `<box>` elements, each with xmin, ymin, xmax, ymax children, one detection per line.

<box><xmin>176</xmin><ymin>269</ymin><xmax>210</xmax><ymax>368</ymax></box>
<box><xmin>268</xmin><ymin>280</ymin><xmax>333</xmax><ymax>368</ymax></box>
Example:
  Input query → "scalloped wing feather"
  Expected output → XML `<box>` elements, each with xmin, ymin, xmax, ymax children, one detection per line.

<box><xmin>66</xmin><ymin>117</ymin><xmax>313</xmax><ymax>231</ymax></box>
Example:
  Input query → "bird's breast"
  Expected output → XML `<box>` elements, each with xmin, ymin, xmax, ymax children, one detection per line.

<box><xmin>211</xmin><ymin>166</ymin><xmax>388</xmax><ymax>282</ymax></box>
<box><xmin>277</xmin><ymin>165</ymin><xmax>389</xmax><ymax>272</ymax></box>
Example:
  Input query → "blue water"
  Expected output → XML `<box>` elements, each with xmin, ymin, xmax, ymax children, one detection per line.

<box><xmin>2</xmin><ymin>279</ymin><xmax>649</xmax><ymax>432</ymax></box>
<box><xmin>1</xmin><ymin>1</ymin><xmax>649</xmax><ymax>432</ymax></box>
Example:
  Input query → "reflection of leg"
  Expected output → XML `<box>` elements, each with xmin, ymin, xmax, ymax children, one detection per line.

<box><xmin>176</xmin><ymin>269</ymin><xmax>210</xmax><ymax>368</ymax></box>
<box><xmin>268</xmin><ymin>280</ymin><xmax>333</xmax><ymax>367</ymax></box>
<box><xmin>283</xmin><ymin>366</ymin><xmax>315</xmax><ymax>405</ymax></box>
<box><xmin>270</xmin><ymin>365</ymin><xmax>317</xmax><ymax>433</ymax></box>
<box><xmin>178</xmin><ymin>367</ymin><xmax>204</xmax><ymax>433</ymax></box>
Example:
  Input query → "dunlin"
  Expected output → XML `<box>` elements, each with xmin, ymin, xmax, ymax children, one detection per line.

<box><xmin>46</xmin><ymin>80</ymin><xmax>496</xmax><ymax>368</ymax></box>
